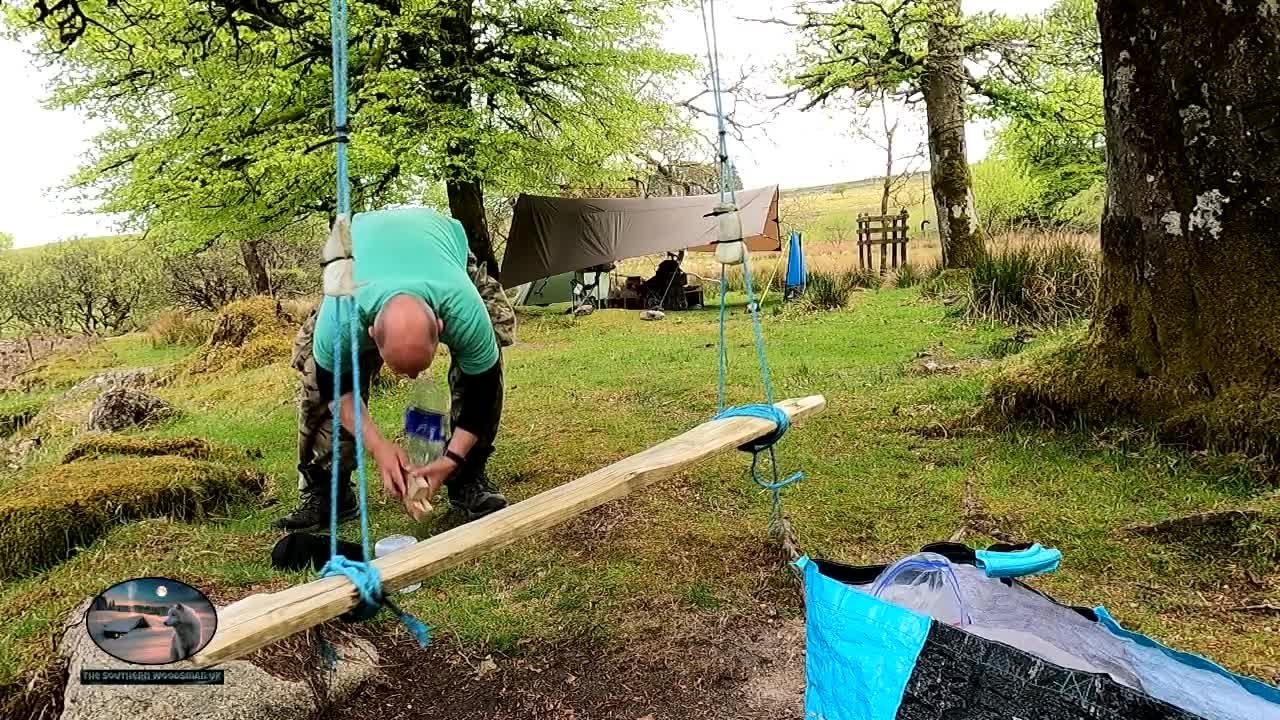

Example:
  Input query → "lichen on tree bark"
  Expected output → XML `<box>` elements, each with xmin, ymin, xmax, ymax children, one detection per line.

<box><xmin>1091</xmin><ymin>0</ymin><xmax>1280</xmax><ymax>394</ymax></box>
<box><xmin>924</xmin><ymin>0</ymin><xmax>983</xmax><ymax>268</ymax></box>
<box><xmin>987</xmin><ymin>0</ymin><xmax>1280</xmax><ymax>457</ymax></box>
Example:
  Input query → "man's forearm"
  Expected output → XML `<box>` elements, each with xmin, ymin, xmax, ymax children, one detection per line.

<box><xmin>447</xmin><ymin>428</ymin><xmax>478</xmax><ymax>460</ymax></box>
<box><xmin>337</xmin><ymin>393</ymin><xmax>388</xmax><ymax>451</ymax></box>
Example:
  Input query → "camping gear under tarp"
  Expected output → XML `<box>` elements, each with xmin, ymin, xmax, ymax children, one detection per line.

<box><xmin>500</xmin><ymin>186</ymin><xmax>782</xmax><ymax>289</ymax></box>
<box><xmin>801</xmin><ymin>542</ymin><xmax>1280</xmax><ymax>720</ymax></box>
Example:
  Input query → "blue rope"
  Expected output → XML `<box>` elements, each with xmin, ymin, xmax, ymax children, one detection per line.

<box><xmin>699</xmin><ymin>0</ymin><xmax>735</xmax><ymax>206</ymax></box>
<box><xmin>316</xmin><ymin>0</ymin><xmax>429</xmax><ymax>648</ymax></box>
<box><xmin>702</xmin><ymin>0</ymin><xmax>801</xmax><ymax>536</ymax></box>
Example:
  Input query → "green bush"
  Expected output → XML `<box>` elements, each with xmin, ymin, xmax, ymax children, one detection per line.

<box><xmin>957</xmin><ymin>239</ymin><xmax>1098</xmax><ymax>327</ymax></box>
<box><xmin>800</xmin><ymin>271</ymin><xmax>856</xmax><ymax>310</ymax></box>
<box><xmin>842</xmin><ymin>268</ymin><xmax>881</xmax><ymax>290</ymax></box>
<box><xmin>894</xmin><ymin>263</ymin><xmax>922</xmax><ymax>288</ymax></box>
<box><xmin>1055</xmin><ymin>179</ymin><xmax>1105</xmax><ymax>232</ymax></box>
<box><xmin>146</xmin><ymin>309</ymin><xmax>214</xmax><ymax>347</ymax></box>
<box><xmin>0</xmin><ymin>237</ymin><xmax>165</xmax><ymax>336</ymax></box>
<box><xmin>972</xmin><ymin>158</ymin><xmax>1049</xmax><ymax>234</ymax></box>
<box><xmin>720</xmin><ymin>263</ymin><xmax>782</xmax><ymax>297</ymax></box>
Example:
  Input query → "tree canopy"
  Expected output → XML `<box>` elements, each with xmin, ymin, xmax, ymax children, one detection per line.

<box><xmin>4</xmin><ymin>0</ymin><xmax>694</xmax><ymax>258</ymax></box>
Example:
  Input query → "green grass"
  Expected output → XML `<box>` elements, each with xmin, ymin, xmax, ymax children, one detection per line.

<box><xmin>1</xmin><ymin>289</ymin><xmax>1277</xmax><ymax>698</ymax></box>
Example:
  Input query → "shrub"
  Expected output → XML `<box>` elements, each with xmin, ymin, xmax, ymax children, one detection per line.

<box><xmin>972</xmin><ymin>158</ymin><xmax>1049</xmax><ymax>234</ymax></box>
<box><xmin>720</xmin><ymin>262</ymin><xmax>782</xmax><ymax>297</ymax></box>
<box><xmin>843</xmin><ymin>268</ymin><xmax>881</xmax><ymax>290</ymax></box>
<box><xmin>958</xmin><ymin>239</ymin><xmax>1098</xmax><ymax>327</ymax></box>
<box><xmin>0</xmin><ymin>238</ymin><xmax>165</xmax><ymax>336</ymax></box>
<box><xmin>799</xmin><ymin>271</ymin><xmax>856</xmax><ymax>311</ymax></box>
<box><xmin>1055</xmin><ymin>179</ymin><xmax>1105</xmax><ymax>232</ymax></box>
<box><xmin>894</xmin><ymin>263</ymin><xmax>922</xmax><ymax>288</ymax></box>
<box><xmin>146</xmin><ymin>309</ymin><xmax>214</xmax><ymax>347</ymax></box>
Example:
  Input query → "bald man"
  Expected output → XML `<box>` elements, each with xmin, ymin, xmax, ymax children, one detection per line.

<box><xmin>276</xmin><ymin>207</ymin><xmax>517</xmax><ymax>531</ymax></box>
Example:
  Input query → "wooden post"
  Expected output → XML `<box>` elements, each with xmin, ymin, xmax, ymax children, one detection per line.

<box><xmin>900</xmin><ymin>209</ymin><xmax>911</xmax><ymax>267</ymax></box>
<box><xmin>191</xmin><ymin>395</ymin><xmax>828</xmax><ymax>668</ymax></box>
<box><xmin>856</xmin><ymin>214</ymin><xmax>866</xmax><ymax>270</ymax></box>
<box><xmin>879</xmin><ymin>217</ymin><xmax>888</xmax><ymax>276</ymax></box>
<box><xmin>891</xmin><ymin>219</ymin><xmax>900</xmax><ymax>270</ymax></box>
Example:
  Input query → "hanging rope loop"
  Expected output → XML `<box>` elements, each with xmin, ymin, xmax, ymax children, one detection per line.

<box><xmin>699</xmin><ymin>0</ymin><xmax>804</xmax><ymax>548</ymax></box>
<box><xmin>318</xmin><ymin>0</ymin><xmax>430</xmax><ymax>647</ymax></box>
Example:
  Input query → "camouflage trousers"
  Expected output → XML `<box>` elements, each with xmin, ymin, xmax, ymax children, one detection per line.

<box><xmin>291</xmin><ymin>250</ymin><xmax>516</xmax><ymax>494</ymax></box>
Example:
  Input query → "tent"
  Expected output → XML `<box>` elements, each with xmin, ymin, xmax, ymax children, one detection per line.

<box><xmin>500</xmin><ymin>186</ymin><xmax>782</xmax><ymax>289</ymax></box>
<box><xmin>513</xmin><ymin>269</ymin><xmax>612</xmax><ymax>307</ymax></box>
<box><xmin>101</xmin><ymin>615</ymin><xmax>150</xmax><ymax>638</ymax></box>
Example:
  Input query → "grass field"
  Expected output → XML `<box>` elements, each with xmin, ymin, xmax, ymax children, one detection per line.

<box><xmin>1</xmin><ymin>286</ymin><xmax>1277</xmax><ymax>706</ymax></box>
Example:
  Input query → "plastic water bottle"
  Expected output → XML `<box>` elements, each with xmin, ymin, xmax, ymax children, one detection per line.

<box><xmin>374</xmin><ymin>535</ymin><xmax>421</xmax><ymax>593</ymax></box>
<box><xmin>404</xmin><ymin>377</ymin><xmax>449</xmax><ymax>466</ymax></box>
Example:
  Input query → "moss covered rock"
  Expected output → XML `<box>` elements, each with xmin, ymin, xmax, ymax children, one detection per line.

<box><xmin>86</xmin><ymin>387</ymin><xmax>178</xmax><ymax>432</ymax></box>
<box><xmin>0</xmin><ymin>456</ymin><xmax>265</xmax><ymax>579</ymax></box>
<box><xmin>60</xmin><ymin>435</ymin><xmax>224</xmax><ymax>464</ymax></box>
<box><xmin>986</xmin><ymin>334</ymin><xmax>1280</xmax><ymax>462</ymax></box>
<box><xmin>183</xmin><ymin>297</ymin><xmax>296</xmax><ymax>376</ymax></box>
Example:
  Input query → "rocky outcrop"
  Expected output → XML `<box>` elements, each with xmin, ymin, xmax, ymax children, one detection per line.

<box><xmin>86</xmin><ymin>388</ymin><xmax>178</xmax><ymax>432</ymax></box>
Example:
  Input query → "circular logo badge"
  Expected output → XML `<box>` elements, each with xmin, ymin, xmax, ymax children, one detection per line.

<box><xmin>85</xmin><ymin>577</ymin><xmax>217</xmax><ymax>665</ymax></box>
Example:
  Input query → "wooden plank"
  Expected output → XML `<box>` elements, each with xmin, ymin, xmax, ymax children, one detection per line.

<box><xmin>191</xmin><ymin>395</ymin><xmax>828</xmax><ymax>668</ymax></box>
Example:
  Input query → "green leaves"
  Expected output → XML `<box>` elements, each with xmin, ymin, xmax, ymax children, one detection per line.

<box><xmin>786</xmin><ymin>0</ymin><xmax>930</xmax><ymax>109</ymax></box>
<box><xmin>6</xmin><ymin>0</ymin><xmax>691</xmax><ymax>253</ymax></box>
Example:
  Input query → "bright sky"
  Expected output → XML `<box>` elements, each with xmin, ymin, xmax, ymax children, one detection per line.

<box><xmin>0</xmin><ymin>0</ymin><xmax>1055</xmax><ymax>248</ymax></box>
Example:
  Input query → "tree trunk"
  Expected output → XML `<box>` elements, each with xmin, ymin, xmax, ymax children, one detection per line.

<box><xmin>239</xmin><ymin>240</ymin><xmax>272</xmax><ymax>296</ymax></box>
<box><xmin>1091</xmin><ymin>0</ymin><xmax>1280</xmax><ymax>393</ymax></box>
<box><xmin>436</xmin><ymin>0</ymin><xmax>501</xmax><ymax>280</ymax></box>
<box><xmin>447</xmin><ymin>179</ymin><xmax>500</xmax><ymax>278</ymax></box>
<box><xmin>923</xmin><ymin>0</ymin><xmax>982</xmax><ymax>268</ymax></box>
<box><xmin>881</xmin><ymin>98</ymin><xmax>895</xmax><ymax>216</ymax></box>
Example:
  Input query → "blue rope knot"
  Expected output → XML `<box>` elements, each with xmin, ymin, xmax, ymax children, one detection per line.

<box><xmin>713</xmin><ymin>404</ymin><xmax>803</xmax><ymax>533</ymax></box>
<box><xmin>714</xmin><ymin>403</ymin><xmax>790</xmax><ymax>453</ymax></box>
<box><xmin>321</xmin><ymin>556</ymin><xmax>432</xmax><ymax>646</ymax></box>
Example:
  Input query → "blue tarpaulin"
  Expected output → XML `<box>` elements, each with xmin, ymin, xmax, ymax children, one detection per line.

<box><xmin>798</xmin><ymin>544</ymin><xmax>1280</xmax><ymax>720</ymax></box>
<box><xmin>785</xmin><ymin>231</ymin><xmax>806</xmax><ymax>294</ymax></box>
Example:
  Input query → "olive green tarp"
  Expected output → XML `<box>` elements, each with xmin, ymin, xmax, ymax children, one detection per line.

<box><xmin>499</xmin><ymin>186</ymin><xmax>781</xmax><ymax>289</ymax></box>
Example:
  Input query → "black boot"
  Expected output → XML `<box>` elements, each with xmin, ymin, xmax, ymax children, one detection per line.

<box><xmin>273</xmin><ymin>464</ymin><xmax>358</xmax><ymax>531</ymax></box>
<box><xmin>447</xmin><ymin>473</ymin><xmax>508</xmax><ymax>520</ymax></box>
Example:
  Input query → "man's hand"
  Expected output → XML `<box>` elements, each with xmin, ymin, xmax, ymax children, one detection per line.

<box><xmin>371</xmin><ymin>440</ymin><xmax>410</xmax><ymax>498</ymax></box>
<box><xmin>403</xmin><ymin>456</ymin><xmax>458</xmax><ymax>521</ymax></box>
<box><xmin>408</xmin><ymin>456</ymin><xmax>458</xmax><ymax>501</ymax></box>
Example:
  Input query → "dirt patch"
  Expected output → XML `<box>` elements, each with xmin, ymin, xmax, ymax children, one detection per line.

<box><xmin>905</xmin><ymin>346</ymin><xmax>992</xmax><ymax>377</ymax></box>
<box><xmin>0</xmin><ymin>334</ymin><xmax>96</xmax><ymax>390</ymax></box>
<box><xmin>549</xmin><ymin>499</ymin><xmax>639</xmax><ymax>552</ymax></box>
<box><xmin>325</xmin><ymin>618</ymin><xmax>805</xmax><ymax>720</ymax></box>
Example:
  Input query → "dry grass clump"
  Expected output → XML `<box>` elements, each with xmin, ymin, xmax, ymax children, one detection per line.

<box><xmin>183</xmin><ymin>296</ymin><xmax>296</xmax><ymax>376</ymax></box>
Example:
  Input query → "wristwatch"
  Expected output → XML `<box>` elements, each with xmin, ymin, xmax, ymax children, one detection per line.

<box><xmin>442</xmin><ymin>449</ymin><xmax>467</xmax><ymax>470</ymax></box>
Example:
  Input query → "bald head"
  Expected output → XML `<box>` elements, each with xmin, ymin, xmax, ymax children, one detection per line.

<box><xmin>370</xmin><ymin>294</ymin><xmax>443</xmax><ymax>379</ymax></box>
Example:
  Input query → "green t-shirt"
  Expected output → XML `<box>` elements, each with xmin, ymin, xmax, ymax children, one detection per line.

<box><xmin>312</xmin><ymin>207</ymin><xmax>499</xmax><ymax>376</ymax></box>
